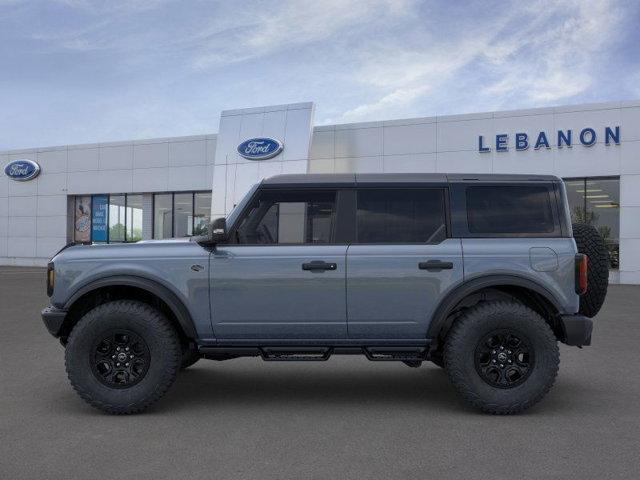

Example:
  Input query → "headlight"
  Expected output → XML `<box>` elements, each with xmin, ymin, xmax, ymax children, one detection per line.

<box><xmin>47</xmin><ymin>262</ymin><xmax>55</xmax><ymax>297</ymax></box>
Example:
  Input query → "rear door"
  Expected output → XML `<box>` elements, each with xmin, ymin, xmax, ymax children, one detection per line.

<box><xmin>346</xmin><ymin>187</ymin><xmax>463</xmax><ymax>339</ymax></box>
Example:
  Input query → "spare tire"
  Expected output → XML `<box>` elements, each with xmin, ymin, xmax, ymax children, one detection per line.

<box><xmin>572</xmin><ymin>223</ymin><xmax>609</xmax><ymax>317</ymax></box>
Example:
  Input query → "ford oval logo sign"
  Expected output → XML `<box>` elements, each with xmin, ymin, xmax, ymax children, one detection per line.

<box><xmin>237</xmin><ymin>137</ymin><xmax>283</xmax><ymax>160</ymax></box>
<box><xmin>4</xmin><ymin>159</ymin><xmax>41</xmax><ymax>182</ymax></box>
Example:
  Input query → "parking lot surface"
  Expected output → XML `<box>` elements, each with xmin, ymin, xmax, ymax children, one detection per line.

<box><xmin>1</xmin><ymin>266</ymin><xmax>639</xmax><ymax>479</ymax></box>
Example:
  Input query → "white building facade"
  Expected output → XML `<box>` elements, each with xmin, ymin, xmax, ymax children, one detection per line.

<box><xmin>1</xmin><ymin>100</ymin><xmax>639</xmax><ymax>283</ymax></box>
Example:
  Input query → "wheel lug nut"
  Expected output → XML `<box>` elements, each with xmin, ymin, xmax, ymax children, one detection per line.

<box><xmin>507</xmin><ymin>350</ymin><xmax>511</xmax><ymax>354</ymax></box>
<box><xmin>117</xmin><ymin>347</ymin><xmax>121</xmax><ymax>351</ymax></box>
<box><xmin>112</xmin><ymin>355</ymin><xmax>116</xmax><ymax>359</ymax></box>
<box><xmin>500</xmin><ymin>346</ymin><xmax>504</xmax><ymax>350</ymax></box>
<box><xmin>116</xmin><ymin>363</ymin><xmax>120</xmax><ymax>366</ymax></box>
<box><xmin>492</xmin><ymin>359</ymin><xmax>496</xmax><ymax>363</ymax></box>
<box><xmin>500</xmin><ymin>364</ymin><xmax>504</xmax><ymax>368</ymax></box>
<box><xmin>125</xmin><ymin>363</ymin><xmax>129</xmax><ymax>367</ymax></box>
<box><xmin>492</xmin><ymin>350</ymin><xmax>496</xmax><ymax>354</ymax></box>
<box><xmin>130</xmin><ymin>355</ymin><xmax>134</xmax><ymax>359</ymax></box>
<box><xmin>508</xmin><ymin>360</ymin><xmax>512</xmax><ymax>363</ymax></box>
<box><xmin>125</xmin><ymin>347</ymin><xmax>129</xmax><ymax>351</ymax></box>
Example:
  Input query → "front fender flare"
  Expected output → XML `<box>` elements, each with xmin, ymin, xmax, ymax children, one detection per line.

<box><xmin>63</xmin><ymin>275</ymin><xmax>197</xmax><ymax>339</ymax></box>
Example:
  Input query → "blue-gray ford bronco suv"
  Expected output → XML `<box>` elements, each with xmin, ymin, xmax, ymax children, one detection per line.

<box><xmin>42</xmin><ymin>174</ymin><xmax>609</xmax><ymax>414</ymax></box>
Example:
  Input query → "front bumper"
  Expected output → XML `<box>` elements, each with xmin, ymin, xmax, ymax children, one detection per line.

<box><xmin>559</xmin><ymin>314</ymin><xmax>593</xmax><ymax>347</ymax></box>
<box><xmin>41</xmin><ymin>306</ymin><xmax>67</xmax><ymax>337</ymax></box>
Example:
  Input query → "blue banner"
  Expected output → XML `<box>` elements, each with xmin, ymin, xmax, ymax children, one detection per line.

<box><xmin>91</xmin><ymin>195</ymin><xmax>108</xmax><ymax>242</ymax></box>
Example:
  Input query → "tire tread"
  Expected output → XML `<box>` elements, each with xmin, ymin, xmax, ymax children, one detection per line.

<box><xmin>444</xmin><ymin>301</ymin><xmax>559</xmax><ymax>415</ymax></box>
<box><xmin>65</xmin><ymin>300</ymin><xmax>181</xmax><ymax>415</ymax></box>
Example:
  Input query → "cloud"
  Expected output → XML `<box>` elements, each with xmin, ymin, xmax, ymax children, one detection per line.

<box><xmin>481</xmin><ymin>0</ymin><xmax>622</xmax><ymax>104</ymax></box>
<box><xmin>334</xmin><ymin>0</ymin><xmax>626</xmax><ymax>122</ymax></box>
<box><xmin>0</xmin><ymin>0</ymin><xmax>635</xmax><ymax>149</ymax></box>
<box><xmin>191</xmin><ymin>0</ymin><xmax>413</xmax><ymax>69</ymax></box>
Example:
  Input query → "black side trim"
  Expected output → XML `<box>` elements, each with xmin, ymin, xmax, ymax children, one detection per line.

<box><xmin>63</xmin><ymin>275</ymin><xmax>197</xmax><ymax>339</ymax></box>
<box><xmin>426</xmin><ymin>275</ymin><xmax>564</xmax><ymax>339</ymax></box>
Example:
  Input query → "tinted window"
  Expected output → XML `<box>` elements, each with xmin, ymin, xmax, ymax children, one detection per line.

<box><xmin>235</xmin><ymin>190</ymin><xmax>336</xmax><ymax>244</ymax></box>
<box><xmin>466</xmin><ymin>186</ymin><xmax>555</xmax><ymax>234</ymax></box>
<box><xmin>356</xmin><ymin>189</ymin><xmax>446</xmax><ymax>243</ymax></box>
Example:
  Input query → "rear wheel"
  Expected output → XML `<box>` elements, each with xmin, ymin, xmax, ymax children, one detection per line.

<box><xmin>65</xmin><ymin>300</ymin><xmax>181</xmax><ymax>414</ymax></box>
<box><xmin>444</xmin><ymin>301</ymin><xmax>559</xmax><ymax>414</ymax></box>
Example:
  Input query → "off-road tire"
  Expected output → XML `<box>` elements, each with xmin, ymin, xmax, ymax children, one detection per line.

<box><xmin>573</xmin><ymin>222</ymin><xmax>609</xmax><ymax>318</ymax></box>
<box><xmin>65</xmin><ymin>300</ymin><xmax>181</xmax><ymax>414</ymax></box>
<box><xmin>444</xmin><ymin>301</ymin><xmax>559</xmax><ymax>414</ymax></box>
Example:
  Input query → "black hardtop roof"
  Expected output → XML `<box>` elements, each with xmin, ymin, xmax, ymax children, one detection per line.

<box><xmin>261</xmin><ymin>173</ymin><xmax>560</xmax><ymax>188</ymax></box>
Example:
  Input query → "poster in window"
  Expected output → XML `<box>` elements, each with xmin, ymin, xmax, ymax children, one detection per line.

<box><xmin>74</xmin><ymin>196</ymin><xmax>92</xmax><ymax>242</ymax></box>
<box><xmin>91</xmin><ymin>194</ymin><xmax>108</xmax><ymax>242</ymax></box>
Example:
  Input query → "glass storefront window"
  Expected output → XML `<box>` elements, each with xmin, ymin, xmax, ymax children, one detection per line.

<box><xmin>153</xmin><ymin>191</ymin><xmax>211</xmax><ymax>239</ymax></box>
<box><xmin>564</xmin><ymin>177</ymin><xmax>620</xmax><ymax>269</ymax></box>
<box><xmin>194</xmin><ymin>192</ymin><xmax>212</xmax><ymax>236</ymax></box>
<box><xmin>126</xmin><ymin>194</ymin><xmax>143</xmax><ymax>242</ymax></box>
<box><xmin>174</xmin><ymin>193</ymin><xmax>193</xmax><ymax>237</ymax></box>
<box><xmin>109</xmin><ymin>195</ymin><xmax>126</xmax><ymax>242</ymax></box>
<box><xmin>154</xmin><ymin>194</ymin><xmax>173</xmax><ymax>239</ymax></box>
<box><xmin>73</xmin><ymin>191</ymin><xmax>212</xmax><ymax>242</ymax></box>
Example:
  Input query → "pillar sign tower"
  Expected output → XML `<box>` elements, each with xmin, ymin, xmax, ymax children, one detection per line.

<box><xmin>210</xmin><ymin>102</ymin><xmax>315</xmax><ymax>219</ymax></box>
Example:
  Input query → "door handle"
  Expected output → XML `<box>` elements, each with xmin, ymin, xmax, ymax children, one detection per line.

<box><xmin>419</xmin><ymin>260</ymin><xmax>454</xmax><ymax>271</ymax></box>
<box><xmin>302</xmin><ymin>261</ymin><xmax>337</xmax><ymax>271</ymax></box>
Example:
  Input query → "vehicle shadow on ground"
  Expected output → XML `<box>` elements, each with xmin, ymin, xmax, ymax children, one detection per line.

<box><xmin>159</xmin><ymin>363</ymin><xmax>467</xmax><ymax>412</ymax></box>
<box><xmin>145</xmin><ymin>361</ymin><xmax>590</xmax><ymax>416</ymax></box>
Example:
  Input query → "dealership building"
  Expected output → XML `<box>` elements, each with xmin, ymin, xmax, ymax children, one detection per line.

<box><xmin>1</xmin><ymin>100</ymin><xmax>639</xmax><ymax>283</ymax></box>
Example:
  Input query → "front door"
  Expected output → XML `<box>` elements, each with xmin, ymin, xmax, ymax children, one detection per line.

<box><xmin>346</xmin><ymin>188</ymin><xmax>464</xmax><ymax>339</ymax></box>
<box><xmin>211</xmin><ymin>188</ymin><xmax>347</xmax><ymax>340</ymax></box>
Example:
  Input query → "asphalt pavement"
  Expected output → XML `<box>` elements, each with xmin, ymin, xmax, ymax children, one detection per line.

<box><xmin>1</xmin><ymin>266</ymin><xmax>639</xmax><ymax>479</ymax></box>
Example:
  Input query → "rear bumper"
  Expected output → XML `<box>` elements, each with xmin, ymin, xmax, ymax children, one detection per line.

<box><xmin>41</xmin><ymin>306</ymin><xmax>67</xmax><ymax>337</ymax></box>
<box><xmin>559</xmin><ymin>314</ymin><xmax>593</xmax><ymax>346</ymax></box>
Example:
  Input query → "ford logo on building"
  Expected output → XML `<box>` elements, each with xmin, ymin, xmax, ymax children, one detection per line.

<box><xmin>4</xmin><ymin>159</ymin><xmax>41</xmax><ymax>181</ymax></box>
<box><xmin>237</xmin><ymin>138</ymin><xmax>283</xmax><ymax>160</ymax></box>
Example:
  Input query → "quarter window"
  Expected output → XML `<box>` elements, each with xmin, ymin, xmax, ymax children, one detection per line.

<box><xmin>356</xmin><ymin>189</ymin><xmax>446</xmax><ymax>243</ymax></box>
<box><xmin>466</xmin><ymin>186</ymin><xmax>555</xmax><ymax>234</ymax></box>
<box><xmin>235</xmin><ymin>190</ymin><xmax>336</xmax><ymax>244</ymax></box>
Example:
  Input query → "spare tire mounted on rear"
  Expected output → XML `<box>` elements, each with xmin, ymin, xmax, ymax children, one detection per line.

<box><xmin>572</xmin><ymin>223</ymin><xmax>609</xmax><ymax>318</ymax></box>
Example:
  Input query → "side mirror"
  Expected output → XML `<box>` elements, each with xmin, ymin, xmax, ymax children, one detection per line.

<box><xmin>193</xmin><ymin>217</ymin><xmax>227</xmax><ymax>246</ymax></box>
<box><xmin>209</xmin><ymin>217</ymin><xmax>228</xmax><ymax>244</ymax></box>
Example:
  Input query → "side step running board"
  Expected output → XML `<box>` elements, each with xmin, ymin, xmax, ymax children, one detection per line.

<box><xmin>198</xmin><ymin>345</ymin><xmax>431</xmax><ymax>362</ymax></box>
<box><xmin>363</xmin><ymin>347</ymin><xmax>428</xmax><ymax>362</ymax></box>
<box><xmin>260</xmin><ymin>347</ymin><xmax>333</xmax><ymax>361</ymax></box>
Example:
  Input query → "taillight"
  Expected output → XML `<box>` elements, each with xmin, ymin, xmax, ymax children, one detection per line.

<box><xmin>47</xmin><ymin>262</ymin><xmax>55</xmax><ymax>297</ymax></box>
<box><xmin>575</xmin><ymin>254</ymin><xmax>588</xmax><ymax>295</ymax></box>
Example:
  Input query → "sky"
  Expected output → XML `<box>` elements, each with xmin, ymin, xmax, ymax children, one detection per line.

<box><xmin>1</xmin><ymin>0</ymin><xmax>639</xmax><ymax>150</ymax></box>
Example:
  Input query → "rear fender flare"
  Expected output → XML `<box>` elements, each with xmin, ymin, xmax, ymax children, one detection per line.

<box><xmin>427</xmin><ymin>275</ymin><xmax>563</xmax><ymax>341</ymax></box>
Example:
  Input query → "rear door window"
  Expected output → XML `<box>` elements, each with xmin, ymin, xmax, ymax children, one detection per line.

<box><xmin>356</xmin><ymin>189</ymin><xmax>447</xmax><ymax>243</ymax></box>
<box><xmin>466</xmin><ymin>185</ymin><xmax>555</xmax><ymax>234</ymax></box>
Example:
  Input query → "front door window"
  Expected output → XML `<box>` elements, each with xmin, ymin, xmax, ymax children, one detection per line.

<box><xmin>234</xmin><ymin>190</ymin><xmax>336</xmax><ymax>245</ymax></box>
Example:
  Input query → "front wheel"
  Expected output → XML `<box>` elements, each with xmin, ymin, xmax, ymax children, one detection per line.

<box><xmin>65</xmin><ymin>300</ymin><xmax>181</xmax><ymax>414</ymax></box>
<box><xmin>444</xmin><ymin>301</ymin><xmax>559</xmax><ymax>414</ymax></box>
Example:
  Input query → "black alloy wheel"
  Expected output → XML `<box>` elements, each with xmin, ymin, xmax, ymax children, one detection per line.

<box><xmin>474</xmin><ymin>330</ymin><xmax>533</xmax><ymax>388</ymax></box>
<box><xmin>91</xmin><ymin>330</ymin><xmax>150</xmax><ymax>388</ymax></box>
